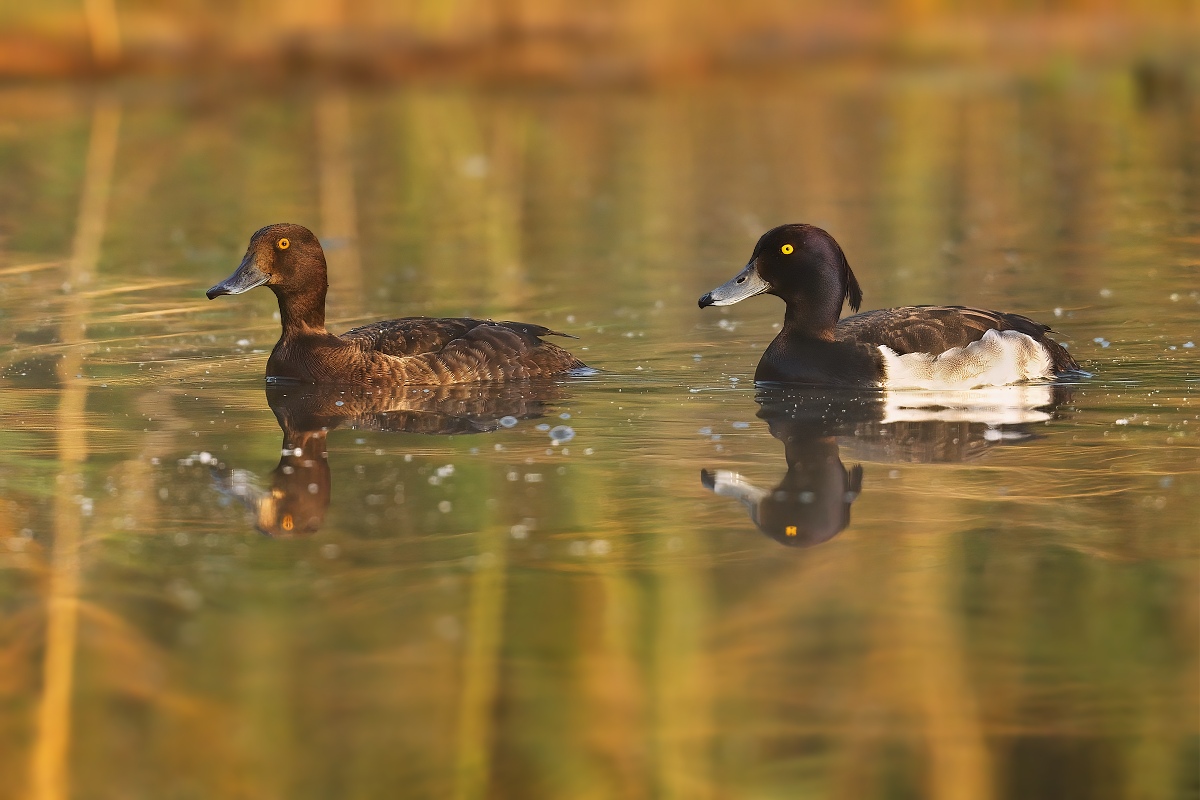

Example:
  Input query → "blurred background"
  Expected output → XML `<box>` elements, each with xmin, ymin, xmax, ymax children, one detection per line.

<box><xmin>0</xmin><ymin>0</ymin><xmax>1196</xmax><ymax>80</ymax></box>
<box><xmin>1</xmin><ymin>3</ymin><xmax>1198</xmax><ymax>800</ymax></box>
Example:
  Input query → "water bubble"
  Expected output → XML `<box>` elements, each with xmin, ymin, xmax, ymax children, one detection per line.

<box><xmin>335</xmin><ymin>400</ymin><xmax>344</xmax><ymax>406</ymax></box>
<box><xmin>731</xmin><ymin>421</ymin><xmax>750</xmax><ymax>429</ymax></box>
<box><xmin>1184</xmin><ymin>342</ymin><xmax>1195</xmax><ymax>349</ymax></box>
<box><xmin>499</xmin><ymin>416</ymin><xmax>518</xmax><ymax>428</ymax></box>
<box><xmin>510</xmin><ymin>524</ymin><xmax>529</xmax><ymax>540</ymax></box>
<box><xmin>1115</xmin><ymin>419</ymin><xmax>1130</xmax><ymax>425</ymax></box>
<box><xmin>236</xmin><ymin>338</ymin><xmax>251</xmax><ymax>347</ymax></box>
<box><xmin>698</xmin><ymin>427</ymin><xmax>712</xmax><ymax>435</ymax></box>
<box><xmin>549</xmin><ymin>425</ymin><xmax>575</xmax><ymax>444</ymax></box>
<box><xmin>436</xmin><ymin>464</ymin><xmax>455</xmax><ymax>478</ymax></box>
<box><xmin>438</xmin><ymin>500</ymin><xmax>452</xmax><ymax>513</ymax></box>
<box><xmin>559</xmin><ymin>412</ymin><xmax>571</xmax><ymax>419</ymax></box>
<box><xmin>535</xmin><ymin>423</ymin><xmax>551</xmax><ymax>431</ymax></box>
<box><xmin>1099</xmin><ymin>288</ymin><xmax>1113</xmax><ymax>298</ymax></box>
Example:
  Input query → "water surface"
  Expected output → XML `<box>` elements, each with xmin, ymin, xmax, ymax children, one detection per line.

<box><xmin>0</xmin><ymin>69</ymin><xmax>1197</xmax><ymax>799</ymax></box>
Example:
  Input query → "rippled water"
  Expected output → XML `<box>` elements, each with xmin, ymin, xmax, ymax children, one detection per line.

<box><xmin>1</xmin><ymin>69</ymin><xmax>1197</xmax><ymax>799</ymax></box>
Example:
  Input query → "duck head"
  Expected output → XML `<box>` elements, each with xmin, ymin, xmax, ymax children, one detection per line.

<box><xmin>208</xmin><ymin>223</ymin><xmax>329</xmax><ymax>332</ymax></box>
<box><xmin>699</xmin><ymin>224</ymin><xmax>862</xmax><ymax>335</ymax></box>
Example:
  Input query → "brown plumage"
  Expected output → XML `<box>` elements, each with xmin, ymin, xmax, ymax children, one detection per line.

<box><xmin>207</xmin><ymin>223</ymin><xmax>589</xmax><ymax>385</ymax></box>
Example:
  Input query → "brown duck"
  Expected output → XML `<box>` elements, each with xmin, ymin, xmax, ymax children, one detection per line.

<box><xmin>208</xmin><ymin>223</ymin><xmax>589</xmax><ymax>384</ymax></box>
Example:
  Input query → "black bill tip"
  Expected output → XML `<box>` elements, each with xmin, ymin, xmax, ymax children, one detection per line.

<box><xmin>698</xmin><ymin>293</ymin><xmax>714</xmax><ymax>309</ymax></box>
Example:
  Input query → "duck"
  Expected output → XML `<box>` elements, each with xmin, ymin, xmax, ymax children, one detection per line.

<box><xmin>698</xmin><ymin>224</ymin><xmax>1082</xmax><ymax>388</ymax></box>
<box><xmin>207</xmin><ymin>223</ymin><xmax>589</xmax><ymax>385</ymax></box>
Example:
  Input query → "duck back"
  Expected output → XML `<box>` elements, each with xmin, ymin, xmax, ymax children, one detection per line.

<box><xmin>836</xmin><ymin>305</ymin><xmax>1080</xmax><ymax>374</ymax></box>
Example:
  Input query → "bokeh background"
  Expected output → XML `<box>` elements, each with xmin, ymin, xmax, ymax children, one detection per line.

<box><xmin>1</xmin><ymin>2</ymin><xmax>1198</xmax><ymax>800</ymax></box>
<box><xmin>0</xmin><ymin>0</ymin><xmax>1197</xmax><ymax>80</ymax></box>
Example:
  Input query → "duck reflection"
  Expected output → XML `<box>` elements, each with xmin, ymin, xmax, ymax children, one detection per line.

<box><xmin>703</xmin><ymin>385</ymin><xmax>1071</xmax><ymax>547</ymax></box>
<box><xmin>218</xmin><ymin>381</ymin><xmax>566</xmax><ymax>536</ymax></box>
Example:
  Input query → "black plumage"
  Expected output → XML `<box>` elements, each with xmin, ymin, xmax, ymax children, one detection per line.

<box><xmin>699</xmin><ymin>224</ymin><xmax>1080</xmax><ymax>386</ymax></box>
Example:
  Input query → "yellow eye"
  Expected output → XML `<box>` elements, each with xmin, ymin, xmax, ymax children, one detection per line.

<box><xmin>277</xmin><ymin>238</ymin><xmax>290</xmax><ymax>250</ymax></box>
<box><xmin>282</xmin><ymin>514</ymin><xmax>294</xmax><ymax>531</ymax></box>
<box><xmin>781</xmin><ymin>244</ymin><xmax>794</xmax><ymax>255</ymax></box>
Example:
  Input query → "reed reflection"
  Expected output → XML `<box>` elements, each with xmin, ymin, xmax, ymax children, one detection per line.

<box><xmin>217</xmin><ymin>381</ymin><xmax>567</xmax><ymax>536</ymax></box>
<box><xmin>704</xmin><ymin>385</ymin><xmax>1071</xmax><ymax>547</ymax></box>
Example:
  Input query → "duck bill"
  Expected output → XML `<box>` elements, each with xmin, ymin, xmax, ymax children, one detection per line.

<box><xmin>698</xmin><ymin>260</ymin><xmax>770</xmax><ymax>308</ymax></box>
<box><xmin>207</xmin><ymin>253</ymin><xmax>270</xmax><ymax>299</ymax></box>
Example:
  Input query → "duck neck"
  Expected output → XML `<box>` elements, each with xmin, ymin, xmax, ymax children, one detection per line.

<box><xmin>272</xmin><ymin>282</ymin><xmax>329</xmax><ymax>338</ymax></box>
<box><xmin>782</xmin><ymin>301</ymin><xmax>838</xmax><ymax>342</ymax></box>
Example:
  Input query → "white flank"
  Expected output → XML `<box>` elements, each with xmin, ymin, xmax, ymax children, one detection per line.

<box><xmin>879</xmin><ymin>329</ymin><xmax>1053</xmax><ymax>390</ymax></box>
<box><xmin>881</xmin><ymin>384</ymin><xmax>1055</xmax><ymax>425</ymax></box>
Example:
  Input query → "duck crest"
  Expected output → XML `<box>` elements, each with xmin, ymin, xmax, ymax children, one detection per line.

<box><xmin>839</xmin><ymin>247</ymin><xmax>862</xmax><ymax>314</ymax></box>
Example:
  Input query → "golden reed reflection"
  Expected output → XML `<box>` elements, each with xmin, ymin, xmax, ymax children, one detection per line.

<box><xmin>30</xmin><ymin>96</ymin><xmax>121</xmax><ymax>800</ymax></box>
<box><xmin>213</xmin><ymin>381</ymin><xmax>571</xmax><ymax>537</ymax></box>
<box><xmin>703</xmin><ymin>385</ymin><xmax>1073</xmax><ymax>547</ymax></box>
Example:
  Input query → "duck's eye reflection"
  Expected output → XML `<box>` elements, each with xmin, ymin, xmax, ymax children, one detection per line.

<box><xmin>781</xmin><ymin>243</ymin><xmax>794</xmax><ymax>254</ymax></box>
<box><xmin>277</xmin><ymin>238</ymin><xmax>290</xmax><ymax>250</ymax></box>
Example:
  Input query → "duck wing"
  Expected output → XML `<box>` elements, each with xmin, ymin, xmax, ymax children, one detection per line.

<box><xmin>341</xmin><ymin>317</ymin><xmax>493</xmax><ymax>356</ymax></box>
<box><xmin>836</xmin><ymin>305</ymin><xmax>1078</xmax><ymax>372</ymax></box>
<box><xmin>341</xmin><ymin>317</ymin><xmax>586</xmax><ymax>383</ymax></box>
